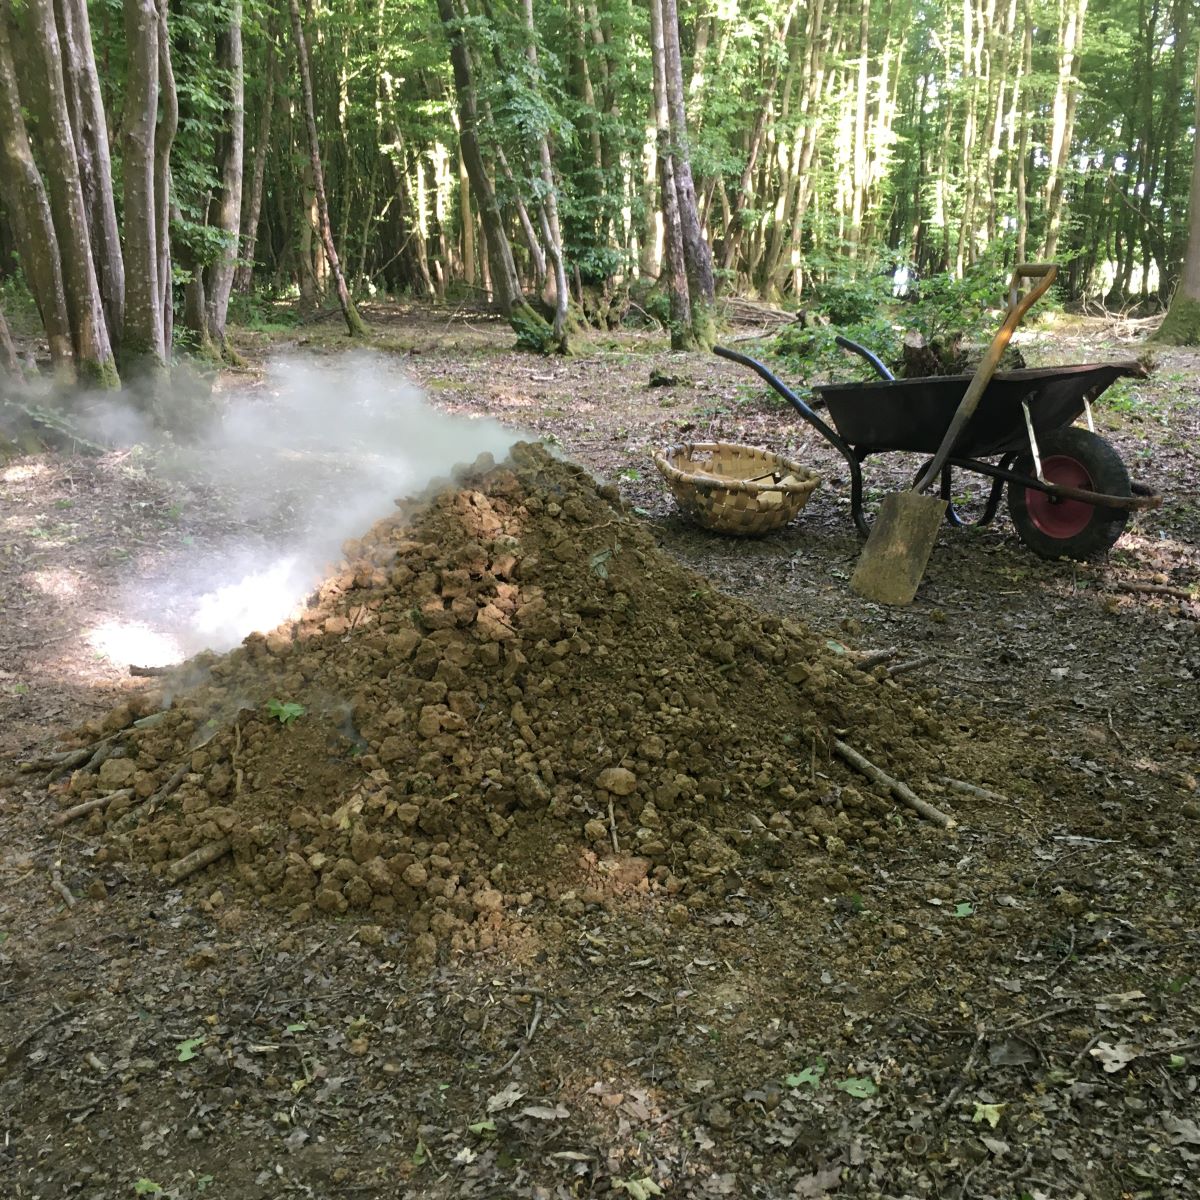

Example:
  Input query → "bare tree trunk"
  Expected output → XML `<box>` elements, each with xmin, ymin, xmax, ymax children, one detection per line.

<box><xmin>661</xmin><ymin>0</ymin><xmax>714</xmax><ymax>342</ymax></box>
<box><xmin>435</xmin><ymin>0</ymin><xmax>552</xmax><ymax>346</ymax></box>
<box><xmin>121</xmin><ymin>0</ymin><xmax>165</xmax><ymax>382</ymax></box>
<box><xmin>18</xmin><ymin>0</ymin><xmax>118</xmax><ymax>386</ymax></box>
<box><xmin>1042</xmin><ymin>0</ymin><xmax>1087</xmax><ymax>260</ymax></box>
<box><xmin>521</xmin><ymin>0</ymin><xmax>569</xmax><ymax>352</ymax></box>
<box><xmin>0</xmin><ymin>10</ymin><xmax>74</xmax><ymax>377</ymax></box>
<box><xmin>0</xmin><ymin>300</ymin><xmax>20</xmax><ymax>377</ymax></box>
<box><xmin>1153</xmin><ymin>35</ymin><xmax>1200</xmax><ymax>343</ymax></box>
<box><xmin>54</xmin><ymin>0</ymin><xmax>124</xmax><ymax>346</ymax></box>
<box><xmin>287</xmin><ymin>0</ymin><xmax>367</xmax><ymax>337</ymax></box>
<box><xmin>234</xmin><ymin>21</ymin><xmax>275</xmax><ymax>294</ymax></box>
<box><xmin>650</xmin><ymin>0</ymin><xmax>692</xmax><ymax>348</ymax></box>
<box><xmin>203</xmin><ymin>0</ymin><xmax>244</xmax><ymax>356</ymax></box>
<box><xmin>155</xmin><ymin>0</ymin><xmax>177</xmax><ymax>352</ymax></box>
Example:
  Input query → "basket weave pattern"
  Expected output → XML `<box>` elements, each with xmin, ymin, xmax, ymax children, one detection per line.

<box><xmin>653</xmin><ymin>442</ymin><xmax>820</xmax><ymax>535</ymax></box>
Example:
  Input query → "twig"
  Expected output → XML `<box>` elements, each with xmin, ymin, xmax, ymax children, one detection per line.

<box><xmin>854</xmin><ymin>648</ymin><xmax>898</xmax><ymax>671</ymax></box>
<box><xmin>1110</xmin><ymin>580</ymin><xmax>1195</xmax><ymax>600</ymax></box>
<box><xmin>940</xmin><ymin>778</ymin><xmax>1010</xmax><ymax>804</ymax></box>
<box><xmin>165</xmin><ymin>838</ymin><xmax>232</xmax><ymax>885</ymax></box>
<box><xmin>51</xmin><ymin>788</ymin><xmax>133</xmax><ymax>827</ymax></box>
<box><xmin>495</xmin><ymin>996</ymin><xmax>544</xmax><ymax>1075</ymax></box>
<box><xmin>652</xmin><ymin>1086</ymin><xmax>740</xmax><ymax>1127</ymax></box>
<box><xmin>936</xmin><ymin>1023</ymin><xmax>986</xmax><ymax>1116</ymax></box>
<box><xmin>1106</xmin><ymin>709</ymin><xmax>1129</xmax><ymax>753</ymax></box>
<box><xmin>110</xmin><ymin>764</ymin><xmax>187</xmax><ymax>834</ymax></box>
<box><xmin>994</xmin><ymin>1003</ymin><xmax>1080</xmax><ymax>1034</ymax></box>
<box><xmin>607</xmin><ymin>798</ymin><xmax>619</xmax><ymax>853</ymax></box>
<box><xmin>0</xmin><ymin>1006</ymin><xmax>77</xmax><ymax>1077</ymax></box>
<box><xmin>49</xmin><ymin>866</ymin><xmax>76</xmax><ymax>908</ymax></box>
<box><xmin>887</xmin><ymin>657</ymin><xmax>932</xmax><ymax>677</ymax></box>
<box><xmin>832</xmin><ymin>739</ymin><xmax>955</xmax><ymax>829</ymax></box>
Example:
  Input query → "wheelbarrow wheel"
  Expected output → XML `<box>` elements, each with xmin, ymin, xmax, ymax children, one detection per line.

<box><xmin>1007</xmin><ymin>426</ymin><xmax>1131</xmax><ymax>560</ymax></box>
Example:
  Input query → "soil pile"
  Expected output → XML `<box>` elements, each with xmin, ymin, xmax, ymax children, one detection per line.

<box><xmin>48</xmin><ymin>443</ymin><xmax>961</xmax><ymax>954</ymax></box>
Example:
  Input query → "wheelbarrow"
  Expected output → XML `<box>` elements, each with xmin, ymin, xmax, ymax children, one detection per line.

<box><xmin>712</xmin><ymin>342</ymin><xmax>1163</xmax><ymax>561</ymax></box>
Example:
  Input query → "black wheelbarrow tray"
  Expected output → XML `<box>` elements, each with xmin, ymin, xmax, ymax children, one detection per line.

<box><xmin>713</xmin><ymin>343</ymin><xmax>1163</xmax><ymax>560</ymax></box>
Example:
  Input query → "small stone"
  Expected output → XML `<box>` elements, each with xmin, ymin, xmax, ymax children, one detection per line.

<box><xmin>596</xmin><ymin>767</ymin><xmax>637</xmax><ymax>796</ymax></box>
<box><xmin>583</xmin><ymin>818</ymin><xmax>608</xmax><ymax>843</ymax></box>
<box><xmin>1056</xmin><ymin>890</ymin><xmax>1085</xmax><ymax>916</ymax></box>
<box><xmin>403</xmin><ymin>862</ymin><xmax>429</xmax><ymax>888</ymax></box>
<box><xmin>409</xmin><ymin>932</ymin><xmax>437</xmax><ymax>966</ymax></box>
<box><xmin>98</xmin><ymin>757</ymin><xmax>137</xmax><ymax>787</ymax></box>
<box><xmin>472</xmin><ymin>886</ymin><xmax>503</xmax><ymax>913</ymax></box>
<box><xmin>705</xmin><ymin>1102</ymin><xmax>734</xmax><ymax>1131</ymax></box>
<box><xmin>667</xmin><ymin>903</ymin><xmax>689</xmax><ymax>926</ymax></box>
<box><xmin>357</xmin><ymin>924</ymin><xmax>385</xmax><ymax>947</ymax></box>
<box><xmin>86</xmin><ymin>879</ymin><xmax>108</xmax><ymax>901</ymax></box>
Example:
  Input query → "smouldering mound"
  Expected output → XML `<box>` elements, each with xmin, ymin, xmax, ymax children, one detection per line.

<box><xmin>54</xmin><ymin>443</ymin><xmax>957</xmax><ymax>952</ymax></box>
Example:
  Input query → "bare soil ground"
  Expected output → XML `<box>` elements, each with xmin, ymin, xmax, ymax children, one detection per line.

<box><xmin>2</xmin><ymin>303</ymin><xmax>1198</xmax><ymax>1200</ymax></box>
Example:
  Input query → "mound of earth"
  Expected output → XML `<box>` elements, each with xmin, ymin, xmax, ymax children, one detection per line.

<box><xmin>44</xmin><ymin>442</ymin><xmax>965</xmax><ymax>959</ymax></box>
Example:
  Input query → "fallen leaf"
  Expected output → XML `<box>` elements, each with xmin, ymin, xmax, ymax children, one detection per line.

<box><xmin>486</xmin><ymin>1082</ymin><xmax>525</xmax><ymax>1112</ymax></box>
<box><xmin>1089</xmin><ymin>1041</ymin><xmax>1139</xmax><ymax>1073</ymax></box>
<box><xmin>520</xmin><ymin>1103</ymin><xmax>570</xmax><ymax>1120</ymax></box>
<box><xmin>1163</xmin><ymin>1115</ymin><xmax>1200</xmax><ymax>1146</ymax></box>
<box><xmin>833</xmin><ymin>1076</ymin><xmax>877</xmax><ymax>1098</ymax></box>
<box><xmin>972</xmin><ymin>1101</ymin><xmax>1005</xmax><ymax>1128</ymax></box>
<box><xmin>793</xmin><ymin>1165</ymin><xmax>842</xmax><ymax>1196</ymax></box>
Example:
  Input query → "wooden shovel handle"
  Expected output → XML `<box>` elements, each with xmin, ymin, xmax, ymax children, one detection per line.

<box><xmin>914</xmin><ymin>263</ymin><xmax>1058</xmax><ymax>493</ymax></box>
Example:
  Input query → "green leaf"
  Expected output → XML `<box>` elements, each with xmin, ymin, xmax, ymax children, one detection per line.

<box><xmin>176</xmin><ymin>1036</ymin><xmax>206</xmax><ymax>1062</ymax></box>
<box><xmin>468</xmin><ymin>1119</ymin><xmax>496</xmax><ymax>1134</ymax></box>
<box><xmin>411</xmin><ymin>1138</ymin><xmax>428</xmax><ymax>1166</ymax></box>
<box><xmin>588</xmin><ymin>548</ymin><xmax>613</xmax><ymax>578</ymax></box>
<box><xmin>953</xmin><ymin>902</ymin><xmax>975</xmax><ymax>918</ymax></box>
<box><xmin>784</xmin><ymin>1061</ymin><xmax>826</xmax><ymax>1088</ymax></box>
<box><xmin>133</xmin><ymin>1181</ymin><xmax>162</xmax><ymax>1196</ymax></box>
<box><xmin>285</xmin><ymin>1022</ymin><xmax>308</xmax><ymax>1034</ymax></box>
<box><xmin>1168</xmin><ymin>1054</ymin><xmax>1187</xmax><ymax>1070</ymax></box>
<box><xmin>266</xmin><ymin>699</ymin><xmax>306</xmax><ymax>726</ymax></box>
<box><xmin>972</xmin><ymin>1101</ymin><xmax>1005</xmax><ymax>1127</ymax></box>
<box><xmin>833</xmin><ymin>1075</ymin><xmax>878</xmax><ymax>1098</ymax></box>
<box><xmin>613</xmin><ymin>1179</ymin><xmax>664</xmax><ymax>1200</ymax></box>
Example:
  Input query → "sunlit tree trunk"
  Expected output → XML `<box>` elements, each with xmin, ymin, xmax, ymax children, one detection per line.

<box><xmin>650</xmin><ymin>0</ymin><xmax>691</xmax><ymax>347</ymax></box>
<box><xmin>55</xmin><ymin>0</ymin><xmax>123</xmax><ymax>346</ymax></box>
<box><xmin>0</xmin><ymin>12</ymin><xmax>74</xmax><ymax>377</ymax></box>
<box><xmin>1152</xmin><ymin>35</ymin><xmax>1200</xmax><ymax>343</ymax></box>
<box><xmin>20</xmin><ymin>0</ymin><xmax>117</xmax><ymax>386</ymax></box>
<box><xmin>287</xmin><ymin>0</ymin><xmax>367</xmax><ymax>337</ymax></box>
<box><xmin>235</xmin><ymin>21</ymin><xmax>276</xmax><ymax>295</ymax></box>
<box><xmin>155</xmin><ymin>0</ymin><xmax>177</xmax><ymax>353</ymax></box>
<box><xmin>1042</xmin><ymin>0</ymin><xmax>1087</xmax><ymax>260</ymax></box>
<box><xmin>661</xmin><ymin>0</ymin><xmax>714</xmax><ymax>342</ymax></box>
<box><xmin>203</xmin><ymin>0</ymin><xmax>244</xmax><ymax>356</ymax></box>
<box><xmin>121</xmin><ymin>0</ymin><xmax>166</xmax><ymax>382</ymax></box>
<box><xmin>0</xmin><ymin>299</ymin><xmax>20</xmax><ymax>377</ymax></box>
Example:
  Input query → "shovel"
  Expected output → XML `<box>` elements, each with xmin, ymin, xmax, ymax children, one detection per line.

<box><xmin>850</xmin><ymin>262</ymin><xmax>1059</xmax><ymax>605</ymax></box>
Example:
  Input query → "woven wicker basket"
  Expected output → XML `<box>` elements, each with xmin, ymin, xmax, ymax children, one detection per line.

<box><xmin>652</xmin><ymin>441</ymin><xmax>821</xmax><ymax>536</ymax></box>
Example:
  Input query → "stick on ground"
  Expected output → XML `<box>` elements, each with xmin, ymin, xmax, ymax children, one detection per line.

<box><xmin>832</xmin><ymin>739</ymin><xmax>955</xmax><ymax>829</ymax></box>
<box><xmin>51</xmin><ymin>788</ymin><xmax>133</xmax><ymax>827</ymax></box>
<box><xmin>166</xmin><ymin>838</ymin><xmax>232</xmax><ymax>885</ymax></box>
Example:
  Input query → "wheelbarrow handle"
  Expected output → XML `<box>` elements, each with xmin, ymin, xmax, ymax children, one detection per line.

<box><xmin>913</xmin><ymin>262</ymin><xmax>1058</xmax><ymax>493</ymax></box>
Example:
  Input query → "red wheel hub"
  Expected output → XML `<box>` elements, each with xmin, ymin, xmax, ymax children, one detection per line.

<box><xmin>1026</xmin><ymin>454</ymin><xmax>1095</xmax><ymax>538</ymax></box>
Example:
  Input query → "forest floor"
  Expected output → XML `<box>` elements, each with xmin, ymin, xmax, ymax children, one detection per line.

<box><xmin>1</xmin><ymin>301</ymin><xmax>1198</xmax><ymax>1200</ymax></box>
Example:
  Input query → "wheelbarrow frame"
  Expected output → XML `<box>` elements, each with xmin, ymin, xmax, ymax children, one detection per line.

<box><xmin>713</xmin><ymin>344</ymin><xmax>1162</xmax><ymax>541</ymax></box>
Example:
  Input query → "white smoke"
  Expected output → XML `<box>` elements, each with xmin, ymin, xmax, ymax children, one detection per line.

<box><xmin>90</xmin><ymin>352</ymin><xmax>522</xmax><ymax>661</ymax></box>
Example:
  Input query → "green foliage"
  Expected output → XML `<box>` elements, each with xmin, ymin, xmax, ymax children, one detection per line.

<box><xmin>266</xmin><ymin>699</ymin><xmax>306</xmax><ymax>726</ymax></box>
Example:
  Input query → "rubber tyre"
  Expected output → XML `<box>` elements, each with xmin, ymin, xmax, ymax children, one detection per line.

<box><xmin>1007</xmin><ymin>426</ymin><xmax>1131</xmax><ymax>560</ymax></box>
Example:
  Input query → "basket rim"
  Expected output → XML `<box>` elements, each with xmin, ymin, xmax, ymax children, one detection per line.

<box><xmin>652</xmin><ymin>440</ymin><xmax>820</xmax><ymax>496</ymax></box>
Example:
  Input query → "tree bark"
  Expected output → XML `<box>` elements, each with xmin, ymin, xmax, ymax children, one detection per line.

<box><xmin>16</xmin><ymin>0</ymin><xmax>118</xmax><ymax>386</ymax></box>
<box><xmin>234</xmin><ymin>30</ymin><xmax>276</xmax><ymax>295</ymax></box>
<box><xmin>661</xmin><ymin>0</ymin><xmax>714</xmax><ymax>343</ymax></box>
<box><xmin>521</xmin><ymin>0</ymin><xmax>569</xmax><ymax>352</ymax></box>
<box><xmin>649</xmin><ymin>0</ymin><xmax>692</xmax><ymax>348</ymax></box>
<box><xmin>204</xmin><ymin>0</ymin><xmax>244</xmax><ymax>355</ymax></box>
<box><xmin>155</xmin><ymin>0</ymin><xmax>177</xmax><ymax>352</ymax></box>
<box><xmin>435</xmin><ymin>0</ymin><xmax>552</xmax><ymax>347</ymax></box>
<box><xmin>54</xmin><ymin>0</ymin><xmax>124</xmax><ymax>347</ymax></box>
<box><xmin>121</xmin><ymin>0</ymin><xmax>166</xmax><ymax>382</ymax></box>
<box><xmin>1152</xmin><ymin>35</ymin><xmax>1200</xmax><ymax>343</ymax></box>
<box><xmin>0</xmin><ymin>299</ymin><xmax>20</xmax><ymax>377</ymax></box>
<box><xmin>0</xmin><ymin>8</ymin><xmax>74</xmax><ymax>377</ymax></box>
<box><xmin>286</xmin><ymin>0</ymin><xmax>367</xmax><ymax>337</ymax></box>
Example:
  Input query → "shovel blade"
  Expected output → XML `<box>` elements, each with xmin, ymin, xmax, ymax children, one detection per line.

<box><xmin>850</xmin><ymin>492</ymin><xmax>948</xmax><ymax>605</ymax></box>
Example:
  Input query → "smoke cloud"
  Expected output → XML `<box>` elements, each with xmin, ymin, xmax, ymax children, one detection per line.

<box><xmin>92</xmin><ymin>352</ymin><xmax>523</xmax><ymax>662</ymax></box>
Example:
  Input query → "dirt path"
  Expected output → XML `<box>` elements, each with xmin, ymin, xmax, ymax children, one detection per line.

<box><xmin>1</xmin><ymin>305</ymin><xmax>1198</xmax><ymax>1200</ymax></box>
